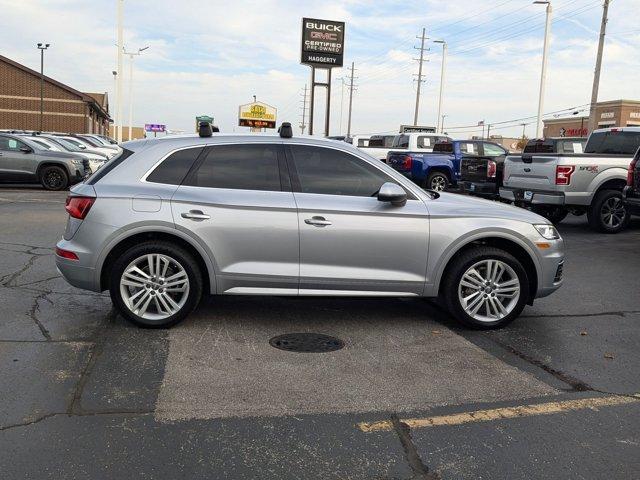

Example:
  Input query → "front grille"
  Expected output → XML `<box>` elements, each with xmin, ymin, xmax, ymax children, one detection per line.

<box><xmin>554</xmin><ymin>261</ymin><xmax>564</xmax><ymax>283</ymax></box>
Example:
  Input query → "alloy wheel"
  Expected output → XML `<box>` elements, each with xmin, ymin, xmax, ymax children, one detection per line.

<box><xmin>601</xmin><ymin>197</ymin><xmax>626</xmax><ymax>229</ymax></box>
<box><xmin>45</xmin><ymin>171</ymin><xmax>64</xmax><ymax>189</ymax></box>
<box><xmin>430</xmin><ymin>175</ymin><xmax>447</xmax><ymax>191</ymax></box>
<box><xmin>119</xmin><ymin>253</ymin><xmax>190</xmax><ymax>321</ymax></box>
<box><xmin>457</xmin><ymin>259</ymin><xmax>521</xmax><ymax>323</ymax></box>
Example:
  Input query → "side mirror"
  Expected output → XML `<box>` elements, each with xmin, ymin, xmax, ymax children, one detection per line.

<box><xmin>20</xmin><ymin>146</ymin><xmax>33</xmax><ymax>153</ymax></box>
<box><xmin>377</xmin><ymin>182</ymin><xmax>407</xmax><ymax>206</ymax></box>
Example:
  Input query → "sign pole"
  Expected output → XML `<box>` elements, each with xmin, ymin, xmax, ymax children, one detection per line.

<box><xmin>309</xmin><ymin>67</ymin><xmax>316</xmax><ymax>135</ymax></box>
<box><xmin>324</xmin><ymin>68</ymin><xmax>332</xmax><ymax>137</ymax></box>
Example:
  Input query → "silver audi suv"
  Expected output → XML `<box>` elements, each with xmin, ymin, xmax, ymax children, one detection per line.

<box><xmin>56</xmin><ymin>123</ymin><xmax>564</xmax><ymax>329</ymax></box>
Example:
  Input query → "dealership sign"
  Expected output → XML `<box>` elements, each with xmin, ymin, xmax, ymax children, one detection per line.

<box><xmin>238</xmin><ymin>102</ymin><xmax>277</xmax><ymax>129</ymax></box>
<box><xmin>144</xmin><ymin>123</ymin><xmax>166</xmax><ymax>132</ymax></box>
<box><xmin>301</xmin><ymin>18</ymin><xmax>345</xmax><ymax>67</ymax></box>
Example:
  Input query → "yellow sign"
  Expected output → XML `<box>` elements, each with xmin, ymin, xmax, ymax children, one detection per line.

<box><xmin>238</xmin><ymin>101</ymin><xmax>277</xmax><ymax>128</ymax></box>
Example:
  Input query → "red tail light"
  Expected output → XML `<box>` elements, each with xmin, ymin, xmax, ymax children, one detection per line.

<box><xmin>55</xmin><ymin>247</ymin><xmax>79</xmax><ymax>261</ymax></box>
<box><xmin>555</xmin><ymin>165</ymin><xmax>575</xmax><ymax>186</ymax></box>
<box><xmin>487</xmin><ymin>160</ymin><xmax>497</xmax><ymax>178</ymax></box>
<box><xmin>628</xmin><ymin>157</ymin><xmax>638</xmax><ymax>186</ymax></box>
<box><xmin>402</xmin><ymin>155</ymin><xmax>412</xmax><ymax>170</ymax></box>
<box><xmin>65</xmin><ymin>196</ymin><xmax>95</xmax><ymax>219</ymax></box>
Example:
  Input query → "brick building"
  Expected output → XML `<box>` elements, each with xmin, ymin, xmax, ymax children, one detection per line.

<box><xmin>543</xmin><ymin>99</ymin><xmax>640</xmax><ymax>138</ymax></box>
<box><xmin>0</xmin><ymin>54</ymin><xmax>111</xmax><ymax>134</ymax></box>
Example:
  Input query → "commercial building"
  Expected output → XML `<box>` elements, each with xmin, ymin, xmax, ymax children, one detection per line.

<box><xmin>543</xmin><ymin>99</ymin><xmax>640</xmax><ymax>138</ymax></box>
<box><xmin>0</xmin><ymin>54</ymin><xmax>111</xmax><ymax>134</ymax></box>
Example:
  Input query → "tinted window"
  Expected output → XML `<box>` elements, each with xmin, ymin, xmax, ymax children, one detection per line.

<box><xmin>146</xmin><ymin>147</ymin><xmax>203</xmax><ymax>185</ymax></box>
<box><xmin>559</xmin><ymin>141</ymin><xmax>584</xmax><ymax>154</ymax></box>
<box><xmin>392</xmin><ymin>135</ymin><xmax>409</xmax><ymax>148</ymax></box>
<box><xmin>459</xmin><ymin>142</ymin><xmax>478</xmax><ymax>155</ymax></box>
<box><xmin>357</xmin><ymin>138</ymin><xmax>369</xmax><ymax>147</ymax></box>
<box><xmin>483</xmin><ymin>143</ymin><xmax>506</xmax><ymax>156</ymax></box>
<box><xmin>186</xmin><ymin>144</ymin><xmax>281</xmax><ymax>191</ymax></box>
<box><xmin>417</xmin><ymin>136</ymin><xmax>433</xmax><ymax>148</ymax></box>
<box><xmin>0</xmin><ymin>136</ymin><xmax>25</xmax><ymax>151</ymax></box>
<box><xmin>290</xmin><ymin>145</ymin><xmax>393</xmax><ymax>197</ymax></box>
<box><xmin>584</xmin><ymin>131</ymin><xmax>640</xmax><ymax>155</ymax></box>
<box><xmin>524</xmin><ymin>139</ymin><xmax>555</xmax><ymax>153</ymax></box>
<box><xmin>433</xmin><ymin>142</ymin><xmax>453</xmax><ymax>153</ymax></box>
<box><xmin>86</xmin><ymin>148</ymin><xmax>134</xmax><ymax>185</ymax></box>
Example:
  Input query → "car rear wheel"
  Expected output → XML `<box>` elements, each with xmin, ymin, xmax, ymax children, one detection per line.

<box><xmin>426</xmin><ymin>172</ymin><xmax>448</xmax><ymax>192</ymax></box>
<box><xmin>109</xmin><ymin>241</ymin><xmax>203</xmax><ymax>328</ymax></box>
<box><xmin>587</xmin><ymin>189</ymin><xmax>630</xmax><ymax>234</ymax></box>
<box><xmin>40</xmin><ymin>166</ymin><xmax>69</xmax><ymax>191</ymax></box>
<box><xmin>442</xmin><ymin>246</ymin><xmax>529</xmax><ymax>329</ymax></box>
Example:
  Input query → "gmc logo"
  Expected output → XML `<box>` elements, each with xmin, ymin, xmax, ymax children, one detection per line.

<box><xmin>306</xmin><ymin>22</ymin><xmax>342</xmax><ymax>32</ymax></box>
<box><xmin>311</xmin><ymin>32</ymin><xmax>338</xmax><ymax>41</ymax></box>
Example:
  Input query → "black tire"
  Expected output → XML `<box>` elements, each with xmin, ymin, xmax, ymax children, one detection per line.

<box><xmin>532</xmin><ymin>205</ymin><xmax>568</xmax><ymax>224</ymax></box>
<box><xmin>587</xmin><ymin>189</ymin><xmax>630</xmax><ymax>234</ymax></box>
<box><xmin>441</xmin><ymin>246</ymin><xmax>529</xmax><ymax>329</ymax></box>
<box><xmin>40</xmin><ymin>165</ymin><xmax>69</xmax><ymax>191</ymax></box>
<box><xmin>108</xmin><ymin>241</ymin><xmax>204</xmax><ymax>328</ymax></box>
<box><xmin>425</xmin><ymin>171</ymin><xmax>449</xmax><ymax>192</ymax></box>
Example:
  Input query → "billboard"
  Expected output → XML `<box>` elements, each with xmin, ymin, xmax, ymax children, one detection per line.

<box><xmin>144</xmin><ymin>123</ymin><xmax>166</xmax><ymax>132</ymax></box>
<box><xmin>238</xmin><ymin>102</ymin><xmax>277</xmax><ymax>129</ymax></box>
<box><xmin>300</xmin><ymin>18</ymin><xmax>345</xmax><ymax>68</ymax></box>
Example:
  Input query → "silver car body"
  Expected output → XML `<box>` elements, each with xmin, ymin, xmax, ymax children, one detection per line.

<box><xmin>56</xmin><ymin>134</ymin><xmax>563</xmax><ymax>301</ymax></box>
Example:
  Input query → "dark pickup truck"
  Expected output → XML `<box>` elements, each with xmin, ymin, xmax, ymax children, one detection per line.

<box><xmin>457</xmin><ymin>142</ymin><xmax>510</xmax><ymax>198</ymax></box>
<box><xmin>622</xmin><ymin>147</ymin><xmax>640</xmax><ymax>217</ymax></box>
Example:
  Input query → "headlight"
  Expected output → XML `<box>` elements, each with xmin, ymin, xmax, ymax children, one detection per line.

<box><xmin>71</xmin><ymin>159</ymin><xmax>82</xmax><ymax>166</ymax></box>
<box><xmin>534</xmin><ymin>224</ymin><xmax>560</xmax><ymax>240</ymax></box>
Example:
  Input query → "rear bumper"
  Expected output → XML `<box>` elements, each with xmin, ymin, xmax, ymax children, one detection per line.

<box><xmin>55</xmin><ymin>238</ymin><xmax>100</xmax><ymax>292</ymax></box>
<box><xmin>461</xmin><ymin>181</ymin><xmax>498</xmax><ymax>197</ymax></box>
<box><xmin>622</xmin><ymin>186</ymin><xmax>640</xmax><ymax>216</ymax></box>
<box><xmin>500</xmin><ymin>187</ymin><xmax>565</xmax><ymax>205</ymax></box>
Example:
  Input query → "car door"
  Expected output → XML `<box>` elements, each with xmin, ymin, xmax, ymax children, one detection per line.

<box><xmin>171</xmin><ymin>142</ymin><xmax>299</xmax><ymax>294</ymax></box>
<box><xmin>286</xmin><ymin>144</ymin><xmax>429</xmax><ymax>295</ymax></box>
<box><xmin>0</xmin><ymin>136</ymin><xmax>35</xmax><ymax>178</ymax></box>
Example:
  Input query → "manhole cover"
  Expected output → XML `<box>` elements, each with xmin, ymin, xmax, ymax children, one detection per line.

<box><xmin>269</xmin><ymin>333</ymin><xmax>345</xmax><ymax>353</ymax></box>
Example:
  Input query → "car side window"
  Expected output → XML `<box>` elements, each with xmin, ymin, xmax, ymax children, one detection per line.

<box><xmin>417</xmin><ymin>136</ymin><xmax>432</xmax><ymax>149</ymax></box>
<box><xmin>459</xmin><ymin>142</ymin><xmax>478</xmax><ymax>155</ymax></box>
<box><xmin>146</xmin><ymin>147</ymin><xmax>203</xmax><ymax>185</ymax></box>
<box><xmin>483</xmin><ymin>143</ymin><xmax>507</xmax><ymax>156</ymax></box>
<box><xmin>185</xmin><ymin>144</ymin><xmax>281</xmax><ymax>191</ymax></box>
<box><xmin>0</xmin><ymin>136</ymin><xmax>25</xmax><ymax>151</ymax></box>
<box><xmin>289</xmin><ymin>145</ymin><xmax>400</xmax><ymax>198</ymax></box>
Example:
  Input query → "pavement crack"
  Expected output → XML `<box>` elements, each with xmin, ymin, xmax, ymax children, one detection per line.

<box><xmin>1</xmin><ymin>253</ymin><xmax>39</xmax><ymax>287</ymax></box>
<box><xmin>0</xmin><ymin>410</ymin><xmax>155</xmax><ymax>432</ymax></box>
<box><xmin>521</xmin><ymin>310</ymin><xmax>640</xmax><ymax>319</ymax></box>
<box><xmin>391</xmin><ymin>414</ymin><xmax>439</xmax><ymax>480</ymax></box>
<box><xmin>28</xmin><ymin>291</ymin><xmax>52</xmax><ymax>341</ymax></box>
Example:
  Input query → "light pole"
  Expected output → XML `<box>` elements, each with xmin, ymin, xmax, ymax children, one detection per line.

<box><xmin>534</xmin><ymin>0</ymin><xmax>552</xmax><ymax>139</ymax></box>
<box><xmin>111</xmin><ymin>70</ymin><xmax>117</xmax><ymax>136</ymax></box>
<box><xmin>441</xmin><ymin>114</ymin><xmax>448</xmax><ymax>133</ymax></box>
<box><xmin>433</xmin><ymin>40</ymin><xmax>447</xmax><ymax>133</ymax></box>
<box><xmin>37</xmin><ymin>43</ymin><xmax>50</xmax><ymax>132</ymax></box>
<box><xmin>116</xmin><ymin>0</ymin><xmax>124</xmax><ymax>143</ymax></box>
<box><xmin>124</xmin><ymin>46</ymin><xmax>149</xmax><ymax>141</ymax></box>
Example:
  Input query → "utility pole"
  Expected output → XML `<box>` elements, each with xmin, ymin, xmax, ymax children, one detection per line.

<box><xmin>339</xmin><ymin>77</ymin><xmax>346</xmax><ymax>135</ymax></box>
<box><xmin>487</xmin><ymin>124</ymin><xmax>491</xmax><ymax>139</ymax></box>
<box><xmin>300</xmin><ymin>84</ymin><xmax>308</xmax><ymax>134</ymax></box>
<box><xmin>521</xmin><ymin>123</ymin><xmax>527</xmax><ymax>139</ymax></box>
<box><xmin>433</xmin><ymin>40</ymin><xmax>447</xmax><ymax>133</ymax></box>
<box><xmin>413</xmin><ymin>28</ymin><xmax>428</xmax><ymax>126</ymax></box>
<box><xmin>36</xmin><ymin>43</ymin><xmax>50</xmax><ymax>132</ymax></box>
<box><xmin>441</xmin><ymin>114</ymin><xmax>447</xmax><ymax>133</ymax></box>
<box><xmin>534</xmin><ymin>1</ymin><xmax>552</xmax><ymax>139</ymax></box>
<box><xmin>587</xmin><ymin>0</ymin><xmax>610</xmax><ymax>134</ymax></box>
<box><xmin>346</xmin><ymin>62</ymin><xmax>357</xmax><ymax>138</ymax></box>
<box><xmin>116</xmin><ymin>0</ymin><xmax>124</xmax><ymax>143</ymax></box>
<box><xmin>124</xmin><ymin>46</ymin><xmax>149</xmax><ymax>141</ymax></box>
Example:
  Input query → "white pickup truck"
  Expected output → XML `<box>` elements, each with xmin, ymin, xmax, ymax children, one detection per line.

<box><xmin>387</xmin><ymin>132</ymin><xmax>453</xmax><ymax>155</ymax></box>
<box><xmin>500</xmin><ymin>127</ymin><xmax>640</xmax><ymax>233</ymax></box>
<box><xmin>353</xmin><ymin>134</ymin><xmax>396</xmax><ymax>162</ymax></box>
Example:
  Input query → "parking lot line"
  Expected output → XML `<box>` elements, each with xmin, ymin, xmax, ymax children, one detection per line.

<box><xmin>357</xmin><ymin>394</ymin><xmax>640</xmax><ymax>432</ymax></box>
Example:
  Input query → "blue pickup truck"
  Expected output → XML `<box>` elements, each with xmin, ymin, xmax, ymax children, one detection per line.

<box><xmin>387</xmin><ymin>139</ymin><xmax>508</xmax><ymax>191</ymax></box>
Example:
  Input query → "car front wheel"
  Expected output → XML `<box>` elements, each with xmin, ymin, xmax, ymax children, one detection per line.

<box><xmin>109</xmin><ymin>241</ymin><xmax>203</xmax><ymax>328</ymax></box>
<box><xmin>442</xmin><ymin>246</ymin><xmax>529</xmax><ymax>329</ymax></box>
<box><xmin>40</xmin><ymin>165</ymin><xmax>69</xmax><ymax>190</ymax></box>
<box><xmin>426</xmin><ymin>172</ymin><xmax>449</xmax><ymax>192</ymax></box>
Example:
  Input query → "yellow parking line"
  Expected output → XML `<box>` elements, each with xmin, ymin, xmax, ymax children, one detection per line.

<box><xmin>357</xmin><ymin>395</ymin><xmax>640</xmax><ymax>432</ymax></box>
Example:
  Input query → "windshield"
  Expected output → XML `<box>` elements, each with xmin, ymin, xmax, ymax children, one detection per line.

<box><xmin>47</xmin><ymin>137</ymin><xmax>81</xmax><ymax>152</ymax></box>
<box><xmin>30</xmin><ymin>139</ymin><xmax>52</xmax><ymax>150</ymax></box>
<box><xmin>584</xmin><ymin>131</ymin><xmax>640</xmax><ymax>155</ymax></box>
<box><xmin>62</xmin><ymin>137</ymin><xmax>88</xmax><ymax>149</ymax></box>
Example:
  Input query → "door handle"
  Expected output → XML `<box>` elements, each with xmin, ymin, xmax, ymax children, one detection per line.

<box><xmin>304</xmin><ymin>216</ymin><xmax>332</xmax><ymax>227</ymax></box>
<box><xmin>181</xmin><ymin>210</ymin><xmax>210</xmax><ymax>221</ymax></box>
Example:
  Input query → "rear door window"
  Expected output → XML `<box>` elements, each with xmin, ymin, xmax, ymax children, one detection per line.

<box><xmin>584</xmin><ymin>131</ymin><xmax>640</xmax><ymax>155</ymax></box>
<box><xmin>459</xmin><ymin>142</ymin><xmax>479</xmax><ymax>155</ymax></box>
<box><xmin>146</xmin><ymin>147</ymin><xmax>203</xmax><ymax>185</ymax></box>
<box><xmin>482</xmin><ymin>143</ymin><xmax>507</xmax><ymax>156</ymax></box>
<box><xmin>417</xmin><ymin>136</ymin><xmax>433</xmax><ymax>149</ymax></box>
<box><xmin>185</xmin><ymin>144</ymin><xmax>282</xmax><ymax>191</ymax></box>
<box><xmin>392</xmin><ymin>135</ymin><xmax>409</xmax><ymax>149</ymax></box>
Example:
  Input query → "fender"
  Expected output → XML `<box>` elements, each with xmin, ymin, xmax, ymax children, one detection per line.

<box><xmin>424</xmin><ymin>226</ymin><xmax>542</xmax><ymax>298</ymax></box>
<box><xmin>586</xmin><ymin>167</ymin><xmax>629</xmax><ymax>201</ymax></box>
<box><xmin>94</xmin><ymin>221</ymin><xmax>218</xmax><ymax>294</ymax></box>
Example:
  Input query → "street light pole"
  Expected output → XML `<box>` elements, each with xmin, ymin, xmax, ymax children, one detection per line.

<box><xmin>124</xmin><ymin>46</ymin><xmax>148</xmax><ymax>141</ymax></box>
<box><xmin>534</xmin><ymin>1</ymin><xmax>552</xmax><ymax>139</ymax></box>
<box><xmin>116</xmin><ymin>0</ymin><xmax>124</xmax><ymax>143</ymax></box>
<box><xmin>441</xmin><ymin>114</ymin><xmax>448</xmax><ymax>133</ymax></box>
<box><xmin>37</xmin><ymin>43</ymin><xmax>50</xmax><ymax>132</ymax></box>
<box><xmin>433</xmin><ymin>40</ymin><xmax>447</xmax><ymax>133</ymax></box>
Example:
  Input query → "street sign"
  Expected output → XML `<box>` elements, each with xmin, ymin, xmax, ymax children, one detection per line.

<box><xmin>301</xmin><ymin>18</ymin><xmax>345</xmax><ymax>68</ymax></box>
<box><xmin>238</xmin><ymin>102</ymin><xmax>277</xmax><ymax>129</ymax></box>
<box><xmin>144</xmin><ymin>123</ymin><xmax>166</xmax><ymax>132</ymax></box>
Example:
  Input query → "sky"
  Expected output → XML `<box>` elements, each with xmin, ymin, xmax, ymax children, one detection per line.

<box><xmin>1</xmin><ymin>0</ymin><xmax>639</xmax><ymax>138</ymax></box>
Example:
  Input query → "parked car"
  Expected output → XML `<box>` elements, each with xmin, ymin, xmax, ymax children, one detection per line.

<box><xmin>524</xmin><ymin>137</ymin><xmax>587</xmax><ymax>154</ymax></box>
<box><xmin>19</xmin><ymin>134</ymin><xmax>107</xmax><ymax>173</ymax></box>
<box><xmin>53</xmin><ymin>135</ymin><xmax>118</xmax><ymax>159</ymax></box>
<box><xmin>388</xmin><ymin>139</ymin><xmax>502</xmax><ymax>191</ymax></box>
<box><xmin>459</xmin><ymin>141</ymin><xmax>511</xmax><ymax>198</ymax></box>
<box><xmin>389</xmin><ymin>132</ymin><xmax>453</xmax><ymax>154</ymax></box>
<box><xmin>500</xmin><ymin>127</ymin><xmax>640</xmax><ymax>231</ymax></box>
<box><xmin>74</xmin><ymin>134</ymin><xmax>121</xmax><ymax>153</ymax></box>
<box><xmin>0</xmin><ymin>133</ymin><xmax>90</xmax><ymax>190</ymax></box>
<box><xmin>356</xmin><ymin>134</ymin><xmax>396</xmax><ymax>162</ymax></box>
<box><xmin>622</xmin><ymin>147</ymin><xmax>640</xmax><ymax>217</ymax></box>
<box><xmin>56</xmin><ymin>123</ymin><xmax>564</xmax><ymax>330</ymax></box>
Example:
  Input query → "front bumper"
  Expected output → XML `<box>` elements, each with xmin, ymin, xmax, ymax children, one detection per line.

<box><xmin>535</xmin><ymin>237</ymin><xmax>565</xmax><ymax>299</ymax></box>
<box><xmin>622</xmin><ymin>186</ymin><xmax>640</xmax><ymax>216</ymax></box>
<box><xmin>500</xmin><ymin>187</ymin><xmax>564</xmax><ymax>206</ymax></box>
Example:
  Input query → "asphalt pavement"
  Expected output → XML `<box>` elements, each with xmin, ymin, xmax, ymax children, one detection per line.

<box><xmin>0</xmin><ymin>186</ymin><xmax>638</xmax><ymax>480</ymax></box>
